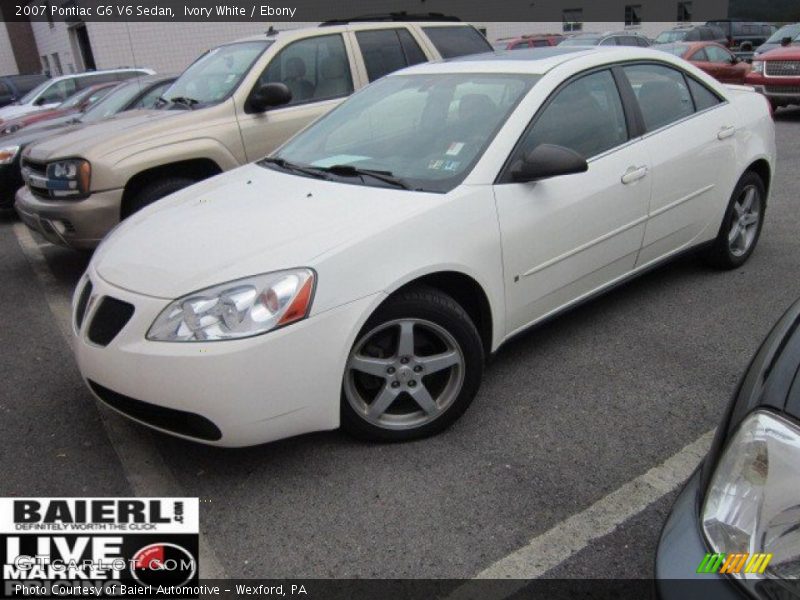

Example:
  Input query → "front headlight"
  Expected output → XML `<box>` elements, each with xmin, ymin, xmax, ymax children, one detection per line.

<box><xmin>46</xmin><ymin>159</ymin><xmax>91</xmax><ymax>196</ymax></box>
<box><xmin>147</xmin><ymin>269</ymin><xmax>316</xmax><ymax>342</ymax></box>
<box><xmin>0</xmin><ymin>145</ymin><xmax>19</xmax><ymax>165</ymax></box>
<box><xmin>751</xmin><ymin>60</ymin><xmax>764</xmax><ymax>74</ymax></box>
<box><xmin>1</xmin><ymin>123</ymin><xmax>21</xmax><ymax>136</ymax></box>
<box><xmin>702</xmin><ymin>411</ymin><xmax>800</xmax><ymax>582</ymax></box>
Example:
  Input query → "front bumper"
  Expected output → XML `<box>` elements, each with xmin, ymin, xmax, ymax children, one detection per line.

<box><xmin>14</xmin><ymin>185</ymin><xmax>123</xmax><ymax>249</ymax></box>
<box><xmin>745</xmin><ymin>73</ymin><xmax>800</xmax><ymax>104</ymax></box>
<box><xmin>0</xmin><ymin>162</ymin><xmax>22</xmax><ymax>209</ymax></box>
<box><xmin>655</xmin><ymin>470</ymin><xmax>744</xmax><ymax>599</ymax></box>
<box><xmin>73</xmin><ymin>269</ymin><xmax>381</xmax><ymax>447</ymax></box>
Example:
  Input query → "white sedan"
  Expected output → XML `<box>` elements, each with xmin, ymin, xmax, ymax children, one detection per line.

<box><xmin>72</xmin><ymin>47</ymin><xmax>775</xmax><ymax>446</ymax></box>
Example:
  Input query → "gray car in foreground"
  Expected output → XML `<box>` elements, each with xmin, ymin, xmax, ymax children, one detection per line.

<box><xmin>656</xmin><ymin>299</ymin><xmax>800</xmax><ymax>598</ymax></box>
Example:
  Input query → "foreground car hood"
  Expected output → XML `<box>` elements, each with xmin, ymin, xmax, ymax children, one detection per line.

<box><xmin>94</xmin><ymin>164</ymin><xmax>439</xmax><ymax>299</ymax></box>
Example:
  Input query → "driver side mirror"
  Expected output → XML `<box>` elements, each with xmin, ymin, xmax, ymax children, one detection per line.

<box><xmin>34</xmin><ymin>96</ymin><xmax>47</xmax><ymax>106</ymax></box>
<box><xmin>781</xmin><ymin>36</ymin><xmax>793</xmax><ymax>47</ymax></box>
<box><xmin>510</xmin><ymin>144</ymin><xmax>588</xmax><ymax>183</ymax></box>
<box><xmin>730</xmin><ymin>56</ymin><xmax>739</xmax><ymax>64</ymax></box>
<box><xmin>250</xmin><ymin>82</ymin><xmax>292</xmax><ymax>112</ymax></box>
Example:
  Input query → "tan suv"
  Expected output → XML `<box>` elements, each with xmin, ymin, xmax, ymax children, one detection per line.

<box><xmin>15</xmin><ymin>20</ymin><xmax>491</xmax><ymax>249</ymax></box>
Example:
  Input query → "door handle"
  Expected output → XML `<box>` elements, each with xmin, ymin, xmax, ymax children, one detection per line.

<box><xmin>717</xmin><ymin>125</ymin><xmax>736</xmax><ymax>140</ymax></box>
<box><xmin>621</xmin><ymin>165</ymin><xmax>648</xmax><ymax>185</ymax></box>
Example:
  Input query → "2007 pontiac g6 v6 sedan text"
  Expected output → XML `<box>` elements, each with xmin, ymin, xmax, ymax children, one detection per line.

<box><xmin>72</xmin><ymin>47</ymin><xmax>776</xmax><ymax>447</ymax></box>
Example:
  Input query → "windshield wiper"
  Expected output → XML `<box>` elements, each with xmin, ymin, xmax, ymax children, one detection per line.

<box><xmin>319</xmin><ymin>164</ymin><xmax>413</xmax><ymax>190</ymax></box>
<box><xmin>165</xmin><ymin>96</ymin><xmax>199</xmax><ymax>110</ymax></box>
<box><xmin>259</xmin><ymin>157</ymin><xmax>332</xmax><ymax>180</ymax></box>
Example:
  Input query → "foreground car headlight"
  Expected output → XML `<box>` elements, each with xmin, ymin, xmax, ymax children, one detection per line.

<box><xmin>0</xmin><ymin>145</ymin><xmax>19</xmax><ymax>165</ymax></box>
<box><xmin>147</xmin><ymin>269</ymin><xmax>315</xmax><ymax>342</ymax></box>
<box><xmin>1</xmin><ymin>123</ymin><xmax>21</xmax><ymax>136</ymax></box>
<box><xmin>751</xmin><ymin>60</ymin><xmax>764</xmax><ymax>75</ymax></box>
<box><xmin>702</xmin><ymin>411</ymin><xmax>800</xmax><ymax>581</ymax></box>
<box><xmin>46</xmin><ymin>158</ymin><xmax>91</xmax><ymax>197</ymax></box>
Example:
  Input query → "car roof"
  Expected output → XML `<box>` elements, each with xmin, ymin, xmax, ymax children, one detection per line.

<box><xmin>397</xmin><ymin>46</ymin><xmax>665</xmax><ymax>76</ymax></box>
<box><xmin>234</xmin><ymin>20</ymin><xmax>470</xmax><ymax>43</ymax></box>
<box><xmin>48</xmin><ymin>67</ymin><xmax>152</xmax><ymax>82</ymax></box>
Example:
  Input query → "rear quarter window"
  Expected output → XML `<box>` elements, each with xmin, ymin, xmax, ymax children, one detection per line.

<box><xmin>422</xmin><ymin>26</ymin><xmax>492</xmax><ymax>59</ymax></box>
<box><xmin>686</xmin><ymin>77</ymin><xmax>722</xmax><ymax>111</ymax></box>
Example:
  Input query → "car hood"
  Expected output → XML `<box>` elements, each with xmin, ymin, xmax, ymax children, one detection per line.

<box><xmin>0</xmin><ymin>104</ymin><xmax>44</xmax><ymax>122</ymax></box>
<box><xmin>93</xmin><ymin>164</ymin><xmax>441</xmax><ymax>299</ymax></box>
<box><xmin>24</xmin><ymin>109</ymin><xmax>178</xmax><ymax>161</ymax></box>
<box><xmin>758</xmin><ymin>45</ymin><xmax>800</xmax><ymax>59</ymax></box>
<box><xmin>1</xmin><ymin>118</ymin><xmax>83</xmax><ymax>146</ymax></box>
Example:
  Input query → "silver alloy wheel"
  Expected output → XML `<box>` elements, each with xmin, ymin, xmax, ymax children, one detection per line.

<box><xmin>728</xmin><ymin>184</ymin><xmax>761</xmax><ymax>257</ymax></box>
<box><xmin>344</xmin><ymin>318</ymin><xmax>465</xmax><ymax>430</ymax></box>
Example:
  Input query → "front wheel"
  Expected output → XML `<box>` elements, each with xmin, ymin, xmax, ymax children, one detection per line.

<box><xmin>341</xmin><ymin>286</ymin><xmax>484</xmax><ymax>442</ymax></box>
<box><xmin>122</xmin><ymin>176</ymin><xmax>196</xmax><ymax>219</ymax></box>
<box><xmin>703</xmin><ymin>171</ymin><xmax>765</xmax><ymax>270</ymax></box>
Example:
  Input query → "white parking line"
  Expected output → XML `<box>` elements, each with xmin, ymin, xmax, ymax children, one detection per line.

<box><xmin>448</xmin><ymin>429</ymin><xmax>714</xmax><ymax>600</ymax></box>
<box><xmin>13</xmin><ymin>223</ymin><xmax>227</xmax><ymax>579</ymax></box>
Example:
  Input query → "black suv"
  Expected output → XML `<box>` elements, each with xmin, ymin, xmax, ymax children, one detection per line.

<box><xmin>706</xmin><ymin>20</ymin><xmax>778</xmax><ymax>58</ymax></box>
<box><xmin>0</xmin><ymin>74</ymin><xmax>48</xmax><ymax>108</ymax></box>
<box><xmin>654</xmin><ymin>25</ymin><xmax>727</xmax><ymax>45</ymax></box>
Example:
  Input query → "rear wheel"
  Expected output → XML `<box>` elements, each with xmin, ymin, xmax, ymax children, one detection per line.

<box><xmin>341</xmin><ymin>286</ymin><xmax>484</xmax><ymax>442</ymax></box>
<box><xmin>122</xmin><ymin>176</ymin><xmax>196</xmax><ymax>219</ymax></box>
<box><xmin>703</xmin><ymin>171</ymin><xmax>765</xmax><ymax>269</ymax></box>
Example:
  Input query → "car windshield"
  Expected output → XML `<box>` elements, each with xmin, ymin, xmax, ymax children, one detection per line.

<box><xmin>161</xmin><ymin>41</ymin><xmax>270</xmax><ymax>108</ymax></box>
<box><xmin>17</xmin><ymin>79</ymin><xmax>53</xmax><ymax>104</ymax></box>
<box><xmin>59</xmin><ymin>86</ymin><xmax>104</xmax><ymax>109</ymax></box>
<box><xmin>269</xmin><ymin>72</ymin><xmax>538</xmax><ymax>193</ymax></box>
<box><xmin>81</xmin><ymin>80</ymin><xmax>147</xmax><ymax>122</ymax></box>
<box><xmin>655</xmin><ymin>30</ymin><xmax>688</xmax><ymax>43</ymax></box>
<box><xmin>655</xmin><ymin>43</ymin><xmax>690</xmax><ymax>57</ymax></box>
<box><xmin>560</xmin><ymin>37</ymin><xmax>601</xmax><ymax>46</ymax></box>
<box><xmin>766</xmin><ymin>23</ymin><xmax>800</xmax><ymax>44</ymax></box>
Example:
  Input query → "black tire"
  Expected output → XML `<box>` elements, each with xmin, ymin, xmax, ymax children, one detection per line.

<box><xmin>341</xmin><ymin>285</ymin><xmax>484</xmax><ymax>442</ymax></box>
<box><xmin>702</xmin><ymin>171</ymin><xmax>766</xmax><ymax>270</ymax></box>
<box><xmin>122</xmin><ymin>177</ymin><xmax>196</xmax><ymax>219</ymax></box>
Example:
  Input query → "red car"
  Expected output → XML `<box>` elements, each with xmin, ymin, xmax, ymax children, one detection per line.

<box><xmin>746</xmin><ymin>45</ymin><xmax>800</xmax><ymax>111</ymax></box>
<box><xmin>655</xmin><ymin>41</ymin><xmax>750</xmax><ymax>84</ymax></box>
<box><xmin>0</xmin><ymin>82</ymin><xmax>116</xmax><ymax>136</ymax></box>
<box><xmin>492</xmin><ymin>34</ymin><xmax>564</xmax><ymax>51</ymax></box>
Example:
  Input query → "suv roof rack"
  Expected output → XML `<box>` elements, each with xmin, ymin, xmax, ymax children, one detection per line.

<box><xmin>320</xmin><ymin>12</ymin><xmax>460</xmax><ymax>26</ymax></box>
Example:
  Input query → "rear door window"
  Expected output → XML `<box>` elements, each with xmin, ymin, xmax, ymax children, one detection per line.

<box><xmin>422</xmin><ymin>26</ymin><xmax>492</xmax><ymax>58</ymax></box>
<box><xmin>623</xmin><ymin>64</ymin><xmax>695</xmax><ymax>131</ymax></box>
<box><xmin>355</xmin><ymin>28</ymin><xmax>427</xmax><ymax>82</ymax></box>
<box><xmin>690</xmin><ymin>48</ymin><xmax>710</xmax><ymax>61</ymax></box>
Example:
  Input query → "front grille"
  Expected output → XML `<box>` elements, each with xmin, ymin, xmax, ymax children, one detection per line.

<box><xmin>75</xmin><ymin>280</ymin><xmax>93</xmax><ymax>330</ymax></box>
<box><xmin>765</xmin><ymin>61</ymin><xmax>800</xmax><ymax>77</ymax></box>
<box><xmin>87</xmin><ymin>297</ymin><xmax>134</xmax><ymax>346</ymax></box>
<box><xmin>88</xmin><ymin>380</ymin><xmax>222</xmax><ymax>441</ymax></box>
<box><xmin>765</xmin><ymin>85</ymin><xmax>800</xmax><ymax>95</ymax></box>
<box><xmin>20</xmin><ymin>158</ymin><xmax>50</xmax><ymax>200</ymax></box>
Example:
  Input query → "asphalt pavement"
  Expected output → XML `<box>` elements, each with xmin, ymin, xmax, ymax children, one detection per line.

<box><xmin>1</xmin><ymin>107</ymin><xmax>799</xmax><ymax>580</ymax></box>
